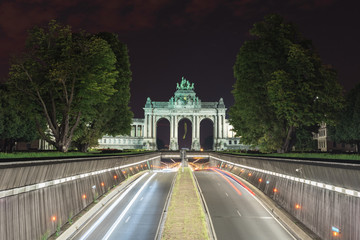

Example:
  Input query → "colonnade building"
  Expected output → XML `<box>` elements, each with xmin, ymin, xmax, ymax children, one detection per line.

<box><xmin>98</xmin><ymin>78</ymin><xmax>247</xmax><ymax>151</ymax></box>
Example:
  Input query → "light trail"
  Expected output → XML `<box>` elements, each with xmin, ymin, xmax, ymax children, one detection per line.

<box><xmin>79</xmin><ymin>172</ymin><xmax>149</xmax><ymax>240</ymax></box>
<box><xmin>211</xmin><ymin>168</ymin><xmax>242</xmax><ymax>196</ymax></box>
<box><xmin>102</xmin><ymin>173</ymin><xmax>157</xmax><ymax>240</ymax></box>
<box><xmin>214</xmin><ymin>168</ymin><xmax>255</xmax><ymax>196</ymax></box>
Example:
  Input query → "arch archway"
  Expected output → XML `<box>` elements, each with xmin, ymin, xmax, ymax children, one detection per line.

<box><xmin>156</xmin><ymin>118</ymin><xmax>170</xmax><ymax>150</ymax></box>
<box><xmin>178</xmin><ymin>118</ymin><xmax>192</xmax><ymax>149</ymax></box>
<box><xmin>200</xmin><ymin>118</ymin><xmax>214</xmax><ymax>150</ymax></box>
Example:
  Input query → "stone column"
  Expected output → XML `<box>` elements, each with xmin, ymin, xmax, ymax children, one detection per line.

<box><xmin>175</xmin><ymin>115</ymin><xmax>178</xmax><ymax>139</ymax></box>
<box><xmin>214</xmin><ymin>115</ymin><xmax>218</xmax><ymax>139</ymax></box>
<box><xmin>153</xmin><ymin>115</ymin><xmax>156</xmax><ymax>139</ymax></box>
<box><xmin>192</xmin><ymin>116</ymin><xmax>195</xmax><ymax>142</ymax></box>
<box><xmin>170</xmin><ymin>116</ymin><xmax>173</xmax><ymax>139</ymax></box>
<box><xmin>197</xmin><ymin>116</ymin><xmax>200</xmax><ymax>139</ymax></box>
<box><xmin>220</xmin><ymin>115</ymin><xmax>223</xmax><ymax>139</ymax></box>
<box><xmin>214</xmin><ymin>115</ymin><xmax>218</xmax><ymax>150</ymax></box>
<box><xmin>144</xmin><ymin>115</ymin><xmax>148</xmax><ymax>138</ymax></box>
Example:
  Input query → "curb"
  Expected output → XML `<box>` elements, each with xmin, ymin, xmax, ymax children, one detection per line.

<box><xmin>154</xmin><ymin>171</ymin><xmax>178</xmax><ymax>240</ymax></box>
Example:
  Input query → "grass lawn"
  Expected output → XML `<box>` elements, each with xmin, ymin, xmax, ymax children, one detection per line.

<box><xmin>162</xmin><ymin>167</ymin><xmax>209</xmax><ymax>240</ymax></box>
<box><xmin>222</xmin><ymin>151</ymin><xmax>360</xmax><ymax>161</ymax></box>
<box><xmin>0</xmin><ymin>150</ymin><xmax>150</xmax><ymax>159</ymax></box>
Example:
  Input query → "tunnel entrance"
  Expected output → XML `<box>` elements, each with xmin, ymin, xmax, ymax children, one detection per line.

<box><xmin>157</xmin><ymin>118</ymin><xmax>170</xmax><ymax>150</ymax></box>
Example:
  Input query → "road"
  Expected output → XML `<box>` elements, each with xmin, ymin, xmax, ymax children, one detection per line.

<box><xmin>194</xmin><ymin>168</ymin><xmax>296</xmax><ymax>240</ymax></box>
<box><xmin>72</xmin><ymin>170</ymin><xmax>176</xmax><ymax>240</ymax></box>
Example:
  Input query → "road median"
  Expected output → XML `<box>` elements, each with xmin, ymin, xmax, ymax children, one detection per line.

<box><xmin>161</xmin><ymin>167</ymin><xmax>209</xmax><ymax>240</ymax></box>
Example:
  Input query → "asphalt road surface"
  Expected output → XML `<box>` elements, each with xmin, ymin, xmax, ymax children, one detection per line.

<box><xmin>194</xmin><ymin>169</ymin><xmax>296</xmax><ymax>240</ymax></box>
<box><xmin>72</xmin><ymin>170</ymin><xmax>176</xmax><ymax>240</ymax></box>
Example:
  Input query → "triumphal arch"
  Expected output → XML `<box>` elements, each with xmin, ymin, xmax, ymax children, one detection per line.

<box><xmin>98</xmin><ymin>77</ymin><xmax>244</xmax><ymax>151</ymax></box>
<box><xmin>143</xmin><ymin>77</ymin><xmax>228</xmax><ymax>150</ymax></box>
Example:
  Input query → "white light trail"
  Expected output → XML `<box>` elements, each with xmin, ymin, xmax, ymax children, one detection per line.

<box><xmin>79</xmin><ymin>172</ymin><xmax>149</xmax><ymax>240</ymax></box>
<box><xmin>102</xmin><ymin>173</ymin><xmax>157</xmax><ymax>240</ymax></box>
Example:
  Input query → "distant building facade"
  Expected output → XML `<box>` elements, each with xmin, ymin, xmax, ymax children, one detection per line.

<box><xmin>98</xmin><ymin>77</ymin><xmax>248</xmax><ymax>151</ymax></box>
<box><xmin>313</xmin><ymin>123</ymin><xmax>357</xmax><ymax>152</ymax></box>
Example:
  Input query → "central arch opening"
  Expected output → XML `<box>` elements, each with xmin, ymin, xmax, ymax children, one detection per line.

<box><xmin>200</xmin><ymin>118</ymin><xmax>214</xmax><ymax>150</ymax></box>
<box><xmin>178</xmin><ymin>118</ymin><xmax>192</xmax><ymax>149</ymax></box>
<box><xmin>156</xmin><ymin>118</ymin><xmax>170</xmax><ymax>150</ymax></box>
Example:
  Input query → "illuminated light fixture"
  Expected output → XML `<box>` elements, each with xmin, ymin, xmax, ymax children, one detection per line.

<box><xmin>82</xmin><ymin>194</ymin><xmax>87</xmax><ymax>199</ymax></box>
<box><xmin>273</xmin><ymin>188</ymin><xmax>278</xmax><ymax>193</ymax></box>
<box><xmin>145</xmin><ymin>164</ymin><xmax>147</xmax><ymax>167</ymax></box>
<box><xmin>51</xmin><ymin>216</ymin><xmax>56</xmax><ymax>222</ymax></box>
<box><xmin>248</xmin><ymin>173</ymin><xmax>252</xmax><ymax>177</ymax></box>
<box><xmin>200</xmin><ymin>148</ymin><xmax>204</xmax><ymax>152</ymax></box>
<box><xmin>101</xmin><ymin>182</ymin><xmax>105</xmax><ymax>187</ymax></box>
<box><xmin>295</xmin><ymin>204</ymin><xmax>301</xmax><ymax>209</ymax></box>
<box><xmin>114</xmin><ymin>175</ymin><xmax>118</xmax><ymax>179</ymax></box>
<box><xmin>130</xmin><ymin>167</ymin><xmax>133</xmax><ymax>170</ymax></box>
<box><xmin>240</xmin><ymin>169</ymin><xmax>245</xmax><ymax>173</ymax></box>
<box><xmin>141</xmin><ymin>165</ymin><xmax>143</xmax><ymax>167</ymax></box>
<box><xmin>266</xmin><ymin>180</ymin><xmax>270</xmax><ymax>184</ymax></box>
<box><xmin>258</xmin><ymin>178</ymin><xmax>263</xmax><ymax>182</ymax></box>
<box><xmin>136</xmin><ymin>166</ymin><xmax>138</xmax><ymax>169</ymax></box>
<box><xmin>332</xmin><ymin>226</ymin><xmax>340</xmax><ymax>236</ymax></box>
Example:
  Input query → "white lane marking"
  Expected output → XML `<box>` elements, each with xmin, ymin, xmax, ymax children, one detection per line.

<box><xmin>140</xmin><ymin>197</ymin><xmax>144</xmax><ymax>201</ymax></box>
<box><xmin>248</xmin><ymin>216</ymin><xmax>273</xmax><ymax>219</ymax></box>
<box><xmin>125</xmin><ymin>216</ymin><xmax>131</xmax><ymax>223</ymax></box>
<box><xmin>79</xmin><ymin>173</ymin><xmax>149</xmax><ymax>240</ymax></box>
<box><xmin>225</xmin><ymin>192</ymin><xmax>229</xmax><ymax>197</ymax></box>
<box><xmin>237</xmin><ymin>210</ymin><xmax>242</xmax><ymax>217</ymax></box>
<box><xmin>102</xmin><ymin>173</ymin><xmax>157</xmax><ymax>240</ymax></box>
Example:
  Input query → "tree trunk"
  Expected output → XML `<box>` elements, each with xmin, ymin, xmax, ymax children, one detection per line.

<box><xmin>78</xmin><ymin>143</ymin><xmax>89</xmax><ymax>153</ymax></box>
<box><xmin>280</xmin><ymin>126</ymin><xmax>295</xmax><ymax>153</ymax></box>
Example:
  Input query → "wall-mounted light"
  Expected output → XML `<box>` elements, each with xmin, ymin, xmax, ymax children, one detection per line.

<box><xmin>332</xmin><ymin>226</ymin><xmax>340</xmax><ymax>237</ymax></box>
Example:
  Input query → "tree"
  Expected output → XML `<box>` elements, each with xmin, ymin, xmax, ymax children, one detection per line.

<box><xmin>230</xmin><ymin>14</ymin><xmax>343</xmax><ymax>153</ymax></box>
<box><xmin>72</xmin><ymin>32</ymin><xmax>133</xmax><ymax>152</ymax></box>
<box><xmin>330</xmin><ymin>83</ymin><xmax>360</xmax><ymax>152</ymax></box>
<box><xmin>0</xmin><ymin>84</ymin><xmax>40</xmax><ymax>152</ymax></box>
<box><xmin>8</xmin><ymin>20</ymin><xmax>118</xmax><ymax>152</ymax></box>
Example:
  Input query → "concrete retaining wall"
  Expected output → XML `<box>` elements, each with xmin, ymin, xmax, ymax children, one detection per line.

<box><xmin>0</xmin><ymin>153</ymin><xmax>161</xmax><ymax>240</ymax></box>
<box><xmin>209</xmin><ymin>153</ymin><xmax>360</xmax><ymax>240</ymax></box>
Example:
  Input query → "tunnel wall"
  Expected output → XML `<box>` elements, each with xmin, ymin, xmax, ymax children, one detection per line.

<box><xmin>0</xmin><ymin>153</ymin><xmax>161</xmax><ymax>240</ymax></box>
<box><xmin>209</xmin><ymin>153</ymin><xmax>360</xmax><ymax>240</ymax></box>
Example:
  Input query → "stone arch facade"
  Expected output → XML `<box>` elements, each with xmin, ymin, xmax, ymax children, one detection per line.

<box><xmin>98</xmin><ymin>77</ymin><xmax>244</xmax><ymax>151</ymax></box>
<box><xmin>143</xmin><ymin>77</ymin><xmax>227</xmax><ymax>150</ymax></box>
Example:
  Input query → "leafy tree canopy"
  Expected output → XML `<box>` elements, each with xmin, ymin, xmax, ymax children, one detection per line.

<box><xmin>0</xmin><ymin>84</ymin><xmax>40</xmax><ymax>152</ymax></box>
<box><xmin>330</xmin><ymin>82</ymin><xmax>360</xmax><ymax>152</ymax></box>
<box><xmin>72</xmin><ymin>32</ymin><xmax>133</xmax><ymax>152</ymax></box>
<box><xmin>8</xmin><ymin>20</ymin><xmax>118</xmax><ymax>152</ymax></box>
<box><xmin>230</xmin><ymin>14</ymin><xmax>344</xmax><ymax>153</ymax></box>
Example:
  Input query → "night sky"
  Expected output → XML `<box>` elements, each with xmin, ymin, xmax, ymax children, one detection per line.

<box><xmin>0</xmin><ymin>0</ymin><xmax>359</xmax><ymax>118</ymax></box>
